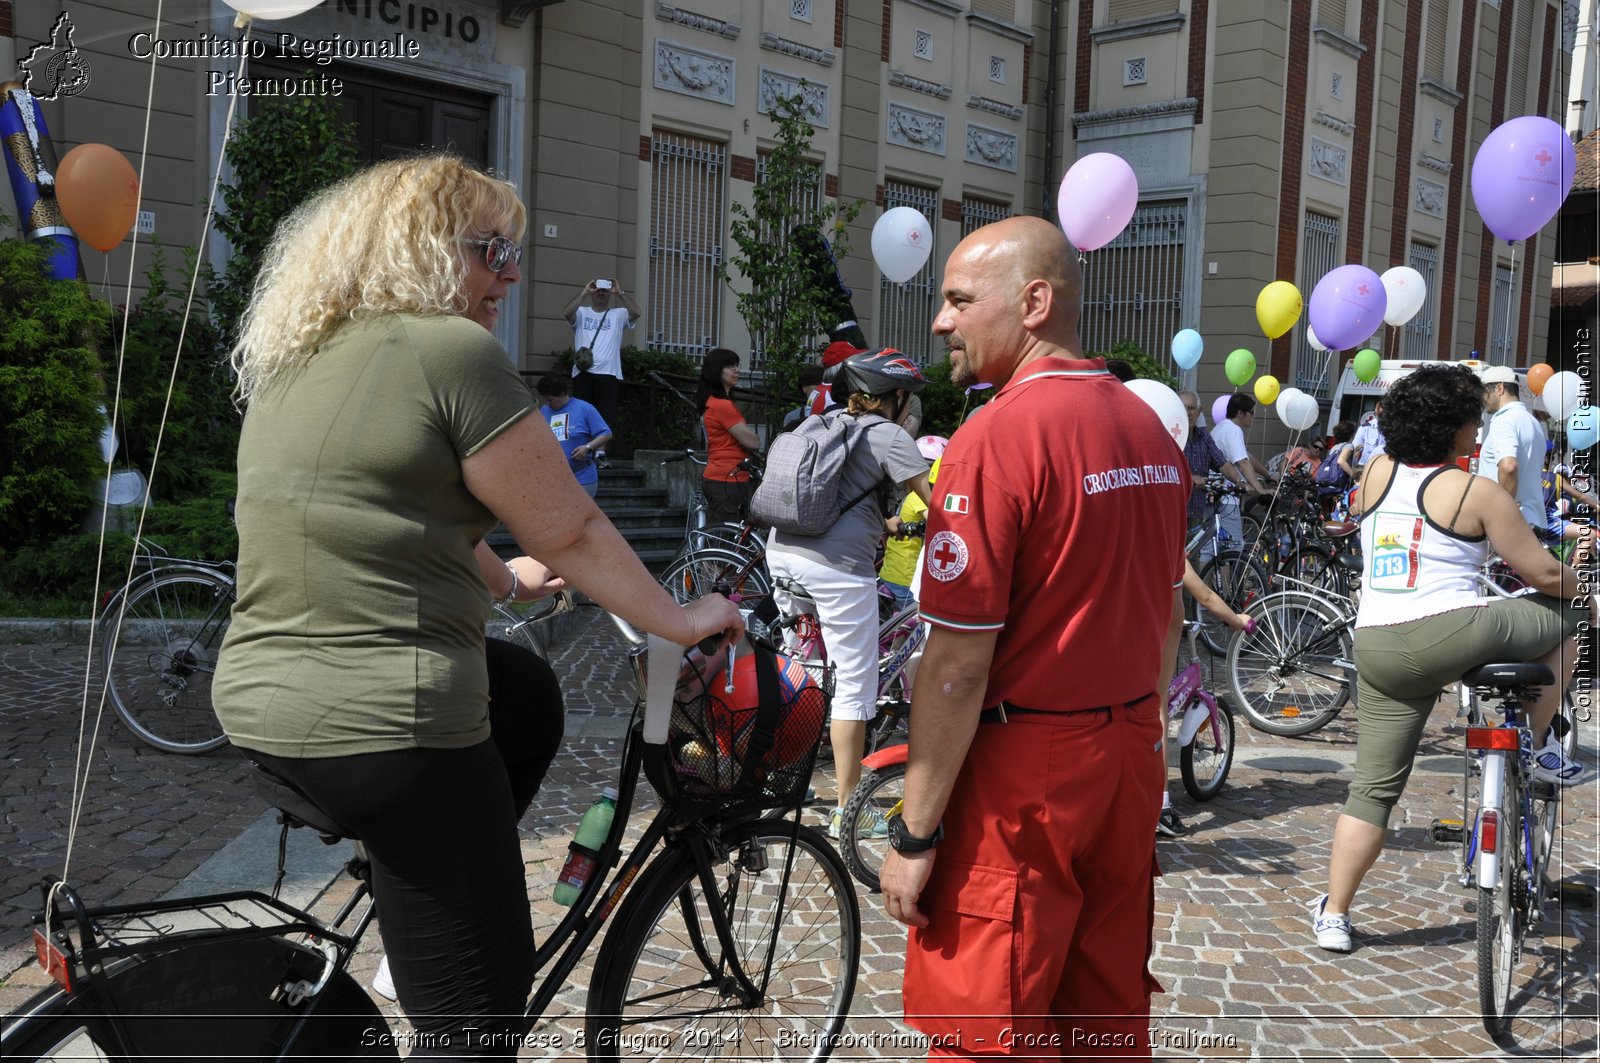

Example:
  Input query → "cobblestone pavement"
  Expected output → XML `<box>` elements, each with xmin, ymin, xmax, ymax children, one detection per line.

<box><xmin>3</xmin><ymin>609</ymin><xmax>1597</xmax><ymax>1060</ymax></box>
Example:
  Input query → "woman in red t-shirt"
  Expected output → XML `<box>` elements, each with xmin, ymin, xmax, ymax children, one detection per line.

<box><xmin>695</xmin><ymin>348</ymin><xmax>762</xmax><ymax>522</ymax></box>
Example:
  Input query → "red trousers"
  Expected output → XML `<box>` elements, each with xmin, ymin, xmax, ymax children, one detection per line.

<box><xmin>903</xmin><ymin>702</ymin><xmax>1164</xmax><ymax>1060</ymax></box>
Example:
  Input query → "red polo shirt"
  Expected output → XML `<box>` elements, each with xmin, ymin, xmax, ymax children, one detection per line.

<box><xmin>918</xmin><ymin>357</ymin><xmax>1189</xmax><ymax>711</ymax></box>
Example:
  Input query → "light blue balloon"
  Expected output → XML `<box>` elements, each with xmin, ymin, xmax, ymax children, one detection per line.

<box><xmin>1569</xmin><ymin>405</ymin><xmax>1600</xmax><ymax>450</ymax></box>
<box><xmin>1171</xmin><ymin>328</ymin><xmax>1204</xmax><ymax>370</ymax></box>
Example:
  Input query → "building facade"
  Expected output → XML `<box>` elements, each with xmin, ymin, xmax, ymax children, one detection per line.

<box><xmin>1</xmin><ymin>0</ymin><xmax>1585</xmax><ymax>413</ymax></box>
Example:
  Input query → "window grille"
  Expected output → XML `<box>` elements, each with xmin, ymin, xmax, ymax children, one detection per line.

<box><xmin>790</xmin><ymin>0</ymin><xmax>812</xmax><ymax>23</ymax></box>
<box><xmin>648</xmin><ymin>132</ymin><xmax>727</xmax><ymax>361</ymax></box>
<box><xmin>1294</xmin><ymin>211</ymin><xmax>1343</xmax><ymax>395</ymax></box>
<box><xmin>878</xmin><ymin>181</ymin><xmax>940</xmax><ymax>365</ymax></box>
<box><xmin>1401</xmin><ymin>242</ymin><xmax>1440</xmax><ymax>361</ymax></box>
<box><xmin>960</xmin><ymin>195</ymin><xmax>1010</xmax><ymax>237</ymax></box>
<box><xmin>913</xmin><ymin>30</ymin><xmax>933</xmax><ymax>61</ymax></box>
<box><xmin>989</xmin><ymin>56</ymin><xmax>1006</xmax><ymax>84</ymax></box>
<box><xmin>1318</xmin><ymin>0</ymin><xmax>1348</xmax><ymax>32</ymax></box>
<box><xmin>748</xmin><ymin>152</ymin><xmax>826</xmax><ymax>368</ymax></box>
<box><xmin>1488</xmin><ymin>263</ymin><xmax>1516</xmax><ymax>365</ymax></box>
<box><xmin>1108</xmin><ymin>0</ymin><xmax>1178</xmax><ymax>21</ymax></box>
<box><xmin>1078</xmin><ymin>200</ymin><xmax>1188</xmax><ymax>377</ymax></box>
<box><xmin>1124</xmin><ymin>57</ymin><xmax>1148</xmax><ymax>85</ymax></box>
<box><xmin>1424</xmin><ymin>0</ymin><xmax>1449</xmax><ymax>80</ymax></box>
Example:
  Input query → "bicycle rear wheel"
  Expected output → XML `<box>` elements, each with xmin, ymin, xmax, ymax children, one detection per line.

<box><xmin>659</xmin><ymin>547</ymin><xmax>774</xmax><ymax>616</ymax></box>
<box><xmin>1477</xmin><ymin>768</ymin><xmax>1523</xmax><ymax>1042</ymax></box>
<box><xmin>839</xmin><ymin>762</ymin><xmax>905</xmax><ymax>892</ymax></box>
<box><xmin>585</xmin><ymin>819</ymin><xmax>859</xmax><ymax>1062</ymax></box>
<box><xmin>1180</xmin><ymin>697</ymin><xmax>1235</xmax><ymax>800</ymax></box>
<box><xmin>101</xmin><ymin>567</ymin><xmax>233</xmax><ymax>754</ymax></box>
<box><xmin>1226</xmin><ymin>591</ymin><xmax>1353</xmax><ymax>736</ymax></box>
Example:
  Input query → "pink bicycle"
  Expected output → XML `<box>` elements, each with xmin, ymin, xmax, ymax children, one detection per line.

<box><xmin>838</xmin><ymin>617</ymin><xmax>1240</xmax><ymax>891</ymax></box>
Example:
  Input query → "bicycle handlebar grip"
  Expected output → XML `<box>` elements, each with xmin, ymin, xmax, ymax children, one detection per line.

<box><xmin>1244</xmin><ymin>618</ymin><xmax>1257</xmax><ymax>635</ymax></box>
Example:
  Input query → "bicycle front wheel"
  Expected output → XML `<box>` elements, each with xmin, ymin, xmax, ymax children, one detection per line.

<box><xmin>585</xmin><ymin>819</ymin><xmax>859</xmax><ymax>1062</ymax></box>
<box><xmin>1180</xmin><ymin>697</ymin><xmax>1235</xmax><ymax>800</ymax></box>
<box><xmin>1195</xmin><ymin>552</ymin><xmax>1270</xmax><ymax>656</ymax></box>
<box><xmin>659</xmin><ymin>547</ymin><xmax>774</xmax><ymax>616</ymax></box>
<box><xmin>1477</xmin><ymin>766</ymin><xmax>1522</xmax><ymax>1042</ymax></box>
<box><xmin>839</xmin><ymin>761</ymin><xmax>906</xmax><ymax>892</ymax></box>
<box><xmin>101</xmin><ymin>567</ymin><xmax>233</xmax><ymax>754</ymax></box>
<box><xmin>1226</xmin><ymin>591</ymin><xmax>1353</xmax><ymax>736</ymax></box>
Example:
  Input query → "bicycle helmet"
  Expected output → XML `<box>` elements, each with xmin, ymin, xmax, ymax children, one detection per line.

<box><xmin>836</xmin><ymin>347</ymin><xmax>926</xmax><ymax>397</ymax></box>
<box><xmin>915</xmin><ymin>435</ymin><xmax>948</xmax><ymax>461</ymax></box>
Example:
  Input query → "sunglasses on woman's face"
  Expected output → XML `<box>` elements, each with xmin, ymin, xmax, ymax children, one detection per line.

<box><xmin>467</xmin><ymin>235</ymin><xmax>522</xmax><ymax>272</ymax></box>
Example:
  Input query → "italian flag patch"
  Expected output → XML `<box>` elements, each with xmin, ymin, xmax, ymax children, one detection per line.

<box><xmin>943</xmin><ymin>494</ymin><xmax>969</xmax><ymax>514</ymax></box>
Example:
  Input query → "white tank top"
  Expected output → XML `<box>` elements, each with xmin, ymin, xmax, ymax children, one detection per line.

<box><xmin>1356</xmin><ymin>463</ymin><xmax>1490</xmax><ymax>628</ymax></box>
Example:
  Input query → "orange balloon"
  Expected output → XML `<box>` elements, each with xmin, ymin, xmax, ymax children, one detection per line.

<box><xmin>1525</xmin><ymin>362</ymin><xmax>1554</xmax><ymax>396</ymax></box>
<box><xmin>55</xmin><ymin>143</ymin><xmax>139</xmax><ymax>252</ymax></box>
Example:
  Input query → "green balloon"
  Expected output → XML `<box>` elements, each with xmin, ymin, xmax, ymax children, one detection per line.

<box><xmin>1353</xmin><ymin>348</ymin><xmax>1381</xmax><ymax>383</ymax></box>
<box><xmin>1225</xmin><ymin>348</ymin><xmax>1257</xmax><ymax>387</ymax></box>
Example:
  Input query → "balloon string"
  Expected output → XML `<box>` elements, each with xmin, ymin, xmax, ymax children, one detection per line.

<box><xmin>1501</xmin><ymin>241</ymin><xmax>1519</xmax><ymax>367</ymax></box>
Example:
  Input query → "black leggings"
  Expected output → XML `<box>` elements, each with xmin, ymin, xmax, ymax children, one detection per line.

<box><xmin>244</xmin><ymin>638</ymin><xmax>563</xmax><ymax>1059</ymax></box>
<box><xmin>571</xmin><ymin>371</ymin><xmax>620</xmax><ymax>436</ymax></box>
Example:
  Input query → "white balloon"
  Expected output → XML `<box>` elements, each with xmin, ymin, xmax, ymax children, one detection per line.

<box><xmin>1124</xmin><ymin>378</ymin><xmax>1189</xmax><ymax>449</ymax></box>
<box><xmin>1543</xmin><ymin>370</ymin><xmax>1586</xmax><ymax>421</ymax></box>
<box><xmin>1274</xmin><ymin>388</ymin><xmax>1303</xmax><ymax>428</ymax></box>
<box><xmin>870</xmin><ymin>206</ymin><xmax>933</xmax><ymax>283</ymax></box>
<box><xmin>221</xmin><ymin>0</ymin><xmax>324</xmax><ymax>20</ymax></box>
<box><xmin>1305</xmin><ymin>325</ymin><xmax>1327</xmax><ymax>352</ymax></box>
<box><xmin>1275</xmin><ymin>388</ymin><xmax>1319</xmax><ymax>431</ymax></box>
<box><xmin>1380</xmin><ymin>266</ymin><xmax>1428</xmax><ymax>327</ymax></box>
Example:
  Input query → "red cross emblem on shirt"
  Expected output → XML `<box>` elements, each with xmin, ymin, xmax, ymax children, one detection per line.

<box><xmin>932</xmin><ymin>539</ymin><xmax>960</xmax><ymax>568</ymax></box>
<box><xmin>926</xmin><ymin>530</ymin><xmax>969</xmax><ymax>582</ymax></box>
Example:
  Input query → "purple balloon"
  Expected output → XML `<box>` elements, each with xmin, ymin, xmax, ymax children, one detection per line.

<box><xmin>1056</xmin><ymin>153</ymin><xmax>1139</xmax><ymax>252</ymax></box>
<box><xmin>1470</xmin><ymin>116</ymin><xmax>1576</xmax><ymax>242</ymax></box>
<box><xmin>1308</xmin><ymin>264</ymin><xmax>1387</xmax><ymax>352</ymax></box>
<box><xmin>1211</xmin><ymin>394</ymin><xmax>1230</xmax><ymax>427</ymax></box>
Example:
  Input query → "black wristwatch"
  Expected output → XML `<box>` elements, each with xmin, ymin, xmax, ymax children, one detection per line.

<box><xmin>887</xmin><ymin>813</ymin><xmax>943</xmax><ymax>853</ymax></box>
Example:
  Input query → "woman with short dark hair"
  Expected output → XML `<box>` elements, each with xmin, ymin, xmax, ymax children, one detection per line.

<box><xmin>1309</xmin><ymin>362</ymin><xmax>1587</xmax><ymax>954</ymax></box>
<box><xmin>695</xmin><ymin>347</ymin><xmax>762</xmax><ymax>522</ymax></box>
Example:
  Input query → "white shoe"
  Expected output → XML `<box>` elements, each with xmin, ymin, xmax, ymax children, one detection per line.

<box><xmin>1308</xmin><ymin>894</ymin><xmax>1352</xmax><ymax>952</ymax></box>
<box><xmin>371</xmin><ymin>954</ymin><xmax>397</xmax><ymax>1001</ymax></box>
<box><xmin>1530</xmin><ymin>735</ymin><xmax>1584</xmax><ymax>786</ymax></box>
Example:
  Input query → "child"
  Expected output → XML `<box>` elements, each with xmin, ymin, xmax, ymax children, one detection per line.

<box><xmin>878</xmin><ymin>436</ymin><xmax>947</xmax><ymax>610</ymax></box>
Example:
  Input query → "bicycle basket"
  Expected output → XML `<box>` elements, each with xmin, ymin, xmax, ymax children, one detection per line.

<box><xmin>643</xmin><ymin>645</ymin><xmax>830</xmax><ymax>819</ymax></box>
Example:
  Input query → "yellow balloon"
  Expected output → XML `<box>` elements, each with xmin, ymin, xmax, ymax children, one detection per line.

<box><xmin>1254</xmin><ymin>374</ymin><xmax>1281</xmax><ymax>405</ymax></box>
<box><xmin>1255</xmin><ymin>280</ymin><xmax>1304</xmax><ymax>339</ymax></box>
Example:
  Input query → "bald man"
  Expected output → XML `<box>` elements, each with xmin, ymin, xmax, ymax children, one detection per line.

<box><xmin>880</xmin><ymin>217</ymin><xmax>1188</xmax><ymax>1058</ymax></box>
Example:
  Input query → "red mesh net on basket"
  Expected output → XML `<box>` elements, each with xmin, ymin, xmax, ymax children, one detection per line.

<box><xmin>644</xmin><ymin>647</ymin><xmax>829</xmax><ymax>818</ymax></box>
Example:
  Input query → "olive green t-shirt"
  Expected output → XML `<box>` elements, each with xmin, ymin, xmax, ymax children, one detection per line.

<box><xmin>213</xmin><ymin>313</ymin><xmax>532</xmax><ymax>757</ymax></box>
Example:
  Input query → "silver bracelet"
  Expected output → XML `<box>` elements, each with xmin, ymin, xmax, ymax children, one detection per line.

<box><xmin>494</xmin><ymin>565</ymin><xmax>520</xmax><ymax>607</ymax></box>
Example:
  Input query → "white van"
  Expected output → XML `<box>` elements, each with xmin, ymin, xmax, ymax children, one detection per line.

<box><xmin>1324</xmin><ymin>358</ymin><xmax>1543</xmax><ymax>436</ymax></box>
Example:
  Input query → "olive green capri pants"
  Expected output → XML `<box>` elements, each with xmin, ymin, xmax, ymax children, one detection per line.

<box><xmin>1346</xmin><ymin>593</ymin><xmax>1586</xmax><ymax>827</ymax></box>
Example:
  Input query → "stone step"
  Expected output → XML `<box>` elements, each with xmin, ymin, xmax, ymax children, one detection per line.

<box><xmin>596</xmin><ymin>486</ymin><xmax>671</xmax><ymax>506</ymax></box>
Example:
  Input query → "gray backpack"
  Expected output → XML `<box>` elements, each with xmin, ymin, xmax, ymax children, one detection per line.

<box><xmin>749</xmin><ymin>412</ymin><xmax>885</xmax><ymax>536</ymax></box>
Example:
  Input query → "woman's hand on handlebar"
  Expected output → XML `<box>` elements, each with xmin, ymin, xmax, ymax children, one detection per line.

<box><xmin>507</xmin><ymin>556</ymin><xmax>567</xmax><ymax>601</ymax></box>
<box><xmin>681</xmin><ymin>594</ymin><xmax>745</xmax><ymax>653</ymax></box>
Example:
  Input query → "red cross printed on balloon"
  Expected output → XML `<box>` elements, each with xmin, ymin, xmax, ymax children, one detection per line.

<box><xmin>906</xmin><ymin>230</ymin><xmax>923</xmax><ymax>245</ymax></box>
<box><xmin>1357</xmin><ymin>284</ymin><xmax>1370</xmax><ymax>296</ymax></box>
<box><xmin>1534</xmin><ymin>148</ymin><xmax>1553</xmax><ymax>167</ymax></box>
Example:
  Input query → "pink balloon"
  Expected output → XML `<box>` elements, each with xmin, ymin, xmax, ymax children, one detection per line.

<box><xmin>1057</xmin><ymin>153</ymin><xmax>1138</xmax><ymax>252</ymax></box>
<box><xmin>1211</xmin><ymin>394</ymin><xmax>1231</xmax><ymax>427</ymax></box>
<box><xmin>1470</xmin><ymin>116</ymin><xmax>1576</xmax><ymax>242</ymax></box>
<box><xmin>1308</xmin><ymin>264</ymin><xmax>1387</xmax><ymax>352</ymax></box>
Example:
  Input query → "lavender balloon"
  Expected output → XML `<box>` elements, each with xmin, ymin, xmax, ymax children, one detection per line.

<box><xmin>1057</xmin><ymin>153</ymin><xmax>1139</xmax><ymax>252</ymax></box>
<box><xmin>1470</xmin><ymin>116</ymin><xmax>1575</xmax><ymax>242</ymax></box>
<box><xmin>1211</xmin><ymin>394</ymin><xmax>1231</xmax><ymax>427</ymax></box>
<box><xmin>1308</xmin><ymin>265</ymin><xmax>1387</xmax><ymax>352</ymax></box>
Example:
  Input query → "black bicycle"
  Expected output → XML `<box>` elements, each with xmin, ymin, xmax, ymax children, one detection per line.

<box><xmin>4</xmin><ymin>606</ymin><xmax>860</xmax><ymax>1062</ymax></box>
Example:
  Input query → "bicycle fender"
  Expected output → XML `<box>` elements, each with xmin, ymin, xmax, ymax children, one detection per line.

<box><xmin>861</xmin><ymin>743</ymin><xmax>909</xmax><ymax>770</ymax></box>
<box><xmin>1178</xmin><ymin>701</ymin><xmax>1211</xmax><ymax>747</ymax></box>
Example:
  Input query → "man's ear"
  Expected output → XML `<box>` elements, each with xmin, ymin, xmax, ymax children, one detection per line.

<box><xmin>1019</xmin><ymin>278</ymin><xmax>1052</xmax><ymax>330</ymax></box>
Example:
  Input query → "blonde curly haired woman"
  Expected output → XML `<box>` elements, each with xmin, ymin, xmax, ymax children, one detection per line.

<box><xmin>214</xmin><ymin>155</ymin><xmax>740</xmax><ymax>1058</ymax></box>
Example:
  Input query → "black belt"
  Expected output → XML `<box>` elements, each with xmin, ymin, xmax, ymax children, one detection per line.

<box><xmin>979</xmin><ymin>692</ymin><xmax>1156</xmax><ymax>724</ymax></box>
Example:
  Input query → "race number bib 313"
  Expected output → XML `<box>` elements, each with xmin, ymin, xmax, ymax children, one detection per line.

<box><xmin>1368</xmin><ymin>513</ymin><xmax>1424</xmax><ymax>592</ymax></box>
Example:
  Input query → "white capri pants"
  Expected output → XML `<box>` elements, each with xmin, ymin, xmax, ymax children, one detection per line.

<box><xmin>766</xmin><ymin>550</ymin><xmax>880</xmax><ymax>722</ymax></box>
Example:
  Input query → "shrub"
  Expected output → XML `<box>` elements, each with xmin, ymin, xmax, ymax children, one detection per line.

<box><xmin>916</xmin><ymin>358</ymin><xmax>993</xmax><ymax>440</ymax></box>
<box><xmin>0</xmin><ymin>227</ymin><xmax>110</xmax><ymax>549</ymax></box>
<box><xmin>546</xmin><ymin>346</ymin><xmax>704</xmax><ymax>456</ymax></box>
<box><xmin>1089</xmin><ymin>338</ymin><xmax>1176</xmax><ymax>388</ymax></box>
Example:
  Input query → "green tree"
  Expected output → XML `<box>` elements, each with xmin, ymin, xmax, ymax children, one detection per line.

<box><xmin>1089</xmin><ymin>338</ymin><xmax>1177</xmax><ymax>388</ymax></box>
<box><xmin>0</xmin><ymin>226</ymin><xmax>111</xmax><ymax>547</ymax></box>
<box><xmin>210</xmin><ymin>89</ymin><xmax>359</xmax><ymax>344</ymax></box>
<box><xmin>721</xmin><ymin>91</ymin><xmax>862</xmax><ymax>432</ymax></box>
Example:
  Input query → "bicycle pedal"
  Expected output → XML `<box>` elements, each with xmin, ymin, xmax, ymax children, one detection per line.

<box><xmin>1430</xmin><ymin>818</ymin><xmax>1465</xmax><ymax>843</ymax></box>
<box><xmin>1556</xmin><ymin>881</ymin><xmax>1600</xmax><ymax>910</ymax></box>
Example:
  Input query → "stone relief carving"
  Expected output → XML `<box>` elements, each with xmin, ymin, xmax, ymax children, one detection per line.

<box><xmin>1312</xmin><ymin>109</ymin><xmax>1355</xmax><ymax>136</ymax></box>
<box><xmin>888</xmin><ymin>69</ymin><xmax>953</xmax><ymax>99</ymax></box>
<box><xmin>887</xmin><ymin>104</ymin><xmax>946</xmax><ymax>155</ymax></box>
<box><xmin>654</xmin><ymin>40</ymin><xmax>734</xmax><ymax>104</ymax></box>
<box><xmin>965</xmin><ymin>124</ymin><xmax>1017</xmax><ymax>171</ymax></box>
<box><xmin>1418</xmin><ymin>152</ymin><xmax>1452</xmax><ymax>175</ymax></box>
<box><xmin>759</xmin><ymin>33</ymin><xmax>835</xmax><ymax>66</ymax></box>
<box><xmin>759</xmin><ymin>69</ymin><xmax>828</xmax><ymax>126</ymax></box>
<box><xmin>655</xmin><ymin>3</ymin><xmax>740</xmax><ymax>39</ymax></box>
<box><xmin>1309</xmin><ymin>137</ymin><xmax>1348</xmax><ymax>184</ymax></box>
<box><xmin>967</xmin><ymin>94</ymin><xmax>1024</xmax><ymax>121</ymax></box>
<box><xmin>1416</xmin><ymin>178</ymin><xmax>1446</xmax><ymax>218</ymax></box>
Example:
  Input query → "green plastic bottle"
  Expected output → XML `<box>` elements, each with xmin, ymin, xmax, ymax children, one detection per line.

<box><xmin>553</xmin><ymin>787</ymin><xmax>617</xmax><ymax>906</ymax></box>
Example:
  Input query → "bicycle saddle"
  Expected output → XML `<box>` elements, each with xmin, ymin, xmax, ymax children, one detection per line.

<box><xmin>249</xmin><ymin>762</ymin><xmax>357</xmax><ymax>844</ymax></box>
<box><xmin>1321</xmin><ymin>521</ymin><xmax>1358</xmax><ymax>539</ymax></box>
<box><xmin>1460</xmin><ymin>662</ymin><xmax>1555</xmax><ymax>689</ymax></box>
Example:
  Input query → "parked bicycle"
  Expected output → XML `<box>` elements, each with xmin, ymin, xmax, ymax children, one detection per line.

<box><xmin>97</xmin><ymin>536</ymin><xmax>569</xmax><ymax>755</ymax></box>
<box><xmin>1225</xmin><ymin>582</ymin><xmax>1356</xmax><ymax>736</ymax></box>
<box><xmin>838</xmin><ymin>617</ymin><xmax>1237</xmax><ymax>893</ymax></box>
<box><xmin>5</xmin><ymin>600</ymin><xmax>862</xmax><ymax>1062</ymax></box>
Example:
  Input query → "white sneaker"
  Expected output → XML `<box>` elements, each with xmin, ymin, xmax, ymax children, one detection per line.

<box><xmin>1308</xmin><ymin>894</ymin><xmax>1352</xmax><ymax>952</ymax></box>
<box><xmin>1530</xmin><ymin>735</ymin><xmax>1584</xmax><ymax>786</ymax></box>
<box><xmin>371</xmin><ymin>954</ymin><xmax>397</xmax><ymax>1001</ymax></box>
